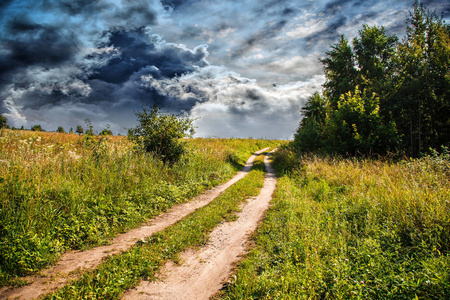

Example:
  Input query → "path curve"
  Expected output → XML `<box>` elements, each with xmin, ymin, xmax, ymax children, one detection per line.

<box><xmin>122</xmin><ymin>149</ymin><xmax>277</xmax><ymax>300</ymax></box>
<box><xmin>0</xmin><ymin>148</ymin><xmax>269</xmax><ymax>300</ymax></box>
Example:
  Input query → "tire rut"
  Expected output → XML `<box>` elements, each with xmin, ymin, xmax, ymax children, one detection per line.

<box><xmin>122</xmin><ymin>149</ymin><xmax>277</xmax><ymax>300</ymax></box>
<box><xmin>0</xmin><ymin>148</ymin><xmax>269</xmax><ymax>300</ymax></box>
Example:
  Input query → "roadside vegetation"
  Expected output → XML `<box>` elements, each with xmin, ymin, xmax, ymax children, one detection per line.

<box><xmin>218</xmin><ymin>2</ymin><xmax>449</xmax><ymax>299</ymax></box>
<box><xmin>218</xmin><ymin>149</ymin><xmax>450</xmax><ymax>299</ymax></box>
<box><xmin>294</xmin><ymin>2</ymin><xmax>449</xmax><ymax>157</ymax></box>
<box><xmin>0</xmin><ymin>127</ymin><xmax>276</xmax><ymax>286</ymax></box>
<box><xmin>43</xmin><ymin>151</ymin><xmax>268</xmax><ymax>299</ymax></box>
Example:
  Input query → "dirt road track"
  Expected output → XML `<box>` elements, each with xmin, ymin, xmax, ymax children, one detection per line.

<box><xmin>122</xmin><ymin>149</ymin><xmax>277</xmax><ymax>300</ymax></box>
<box><xmin>0</xmin><ymin>148</ymin><xmax>268</xmax><ymax>300</ymax></box>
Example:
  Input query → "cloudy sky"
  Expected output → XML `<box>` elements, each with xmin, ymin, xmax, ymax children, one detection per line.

<box><xmin>1</xmin><ymin>0</ymin><xmax>449</xmax><ymax>139</ymax></box>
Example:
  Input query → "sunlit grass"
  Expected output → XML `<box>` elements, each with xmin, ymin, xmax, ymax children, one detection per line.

<box><xmin>219</xmin><ymin>151</ymin><xmax>450</xmax><ymax>299</ymax></box>
<box><xmin>43</xmin><ymin>151</ymin><xmax>268</xmax><ymax>299</ymax></box>
<box><xmin>0</xmin><ymin>128</ymin><xmax>278</xmax><ymax>285</ymax></box>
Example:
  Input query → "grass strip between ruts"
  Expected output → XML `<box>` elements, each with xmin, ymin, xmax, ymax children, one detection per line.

<box><xmin>43</xmin><ymin>151</ymin><xmax>268</xmax><ymax>299</ymax></box>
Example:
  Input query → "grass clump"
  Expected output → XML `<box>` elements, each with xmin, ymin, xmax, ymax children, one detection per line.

<box><xmin>0</xmin><ymin>129</ymin><xmax>275</xmax><ymax>286</ymax></box>
<box><xmin>43</xmin><ymin>151</ymin><xmax>268</xmax><ymax>299</ymax></box>
<box><xmin>218</xmin><ymin>151</ymin><xmax>450</xmax><ymax>299</ymax></box>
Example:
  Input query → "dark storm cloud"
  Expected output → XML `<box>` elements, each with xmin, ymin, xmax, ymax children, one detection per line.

<box><xmin>5</xmin><ymin>19</ymin><xmax>78</xmax><ymax>67</ymax></box>
<box><xmin>0</xmin><ymin>0</ymin><xmax>211</xmax><ymax>132</ymax></box>
<box><xmin>421</xmin><ymin>0</ymin><xmax>450</xmax><ymax>18</ymax></box>
<box><xmin>1</xmin><ymin>0</ymin><xmax>447</xmax><ymax>138</ymax></box>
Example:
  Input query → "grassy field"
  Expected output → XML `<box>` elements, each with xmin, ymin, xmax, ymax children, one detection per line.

<box><xmin>43</xmin><ymin>150</ymin><xmax>269</xmax><ymax>299</ymax></box>
<box><xmin>218</xmin><ymin>148</ymin><xmax>450</xmax><ymax>299</ymax></box>
<box><xmin>0</xmin><ymin>128</ymin><xmax>277</xmax><ymax>285</ymax></box>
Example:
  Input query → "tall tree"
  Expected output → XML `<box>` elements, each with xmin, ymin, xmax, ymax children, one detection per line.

<box><xmin>75</xmin><ymin>125</ymin><xmax>84</xmax><ymax>135</ymax></box>
<box><xmin>395</xmin><ymin>1</ymin><xmax>450</xmax><ymax>156</ymax></box>
<box><xmin>321</xmin><ymin>36</ymin><xmax>358</xmax><ymax>109</ymax></box>
<box><xmin>353</xmin><ymin>25</ymin><xmax>398</xmax><ymax>114</ymax></box>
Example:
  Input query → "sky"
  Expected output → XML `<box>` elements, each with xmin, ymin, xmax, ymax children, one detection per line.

<box><xmin>1</xmin><ymin>0</ymin><xmax>449</xmax><ymax>139</ymax></box>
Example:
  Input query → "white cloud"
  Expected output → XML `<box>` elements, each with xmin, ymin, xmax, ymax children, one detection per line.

<box><xmin>141</xmin><ymin>65</ymin><xmax>325</xmax><ymax>139</ymax></box>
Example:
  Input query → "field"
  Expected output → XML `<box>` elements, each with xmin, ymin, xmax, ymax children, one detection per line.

<box><xmin>2</xmin><ymin>128</ymin><xmax>449</xmax><ymax>299</ymax></box>
<box><xmin>218</xmin><ymin>148</ymin><xmax>450</xmax><ymax>299</ymax></box>
<box><xmin>0</xmin><ymin>128</ymin><xmax>277</xmax><ymax>285</ymax></box>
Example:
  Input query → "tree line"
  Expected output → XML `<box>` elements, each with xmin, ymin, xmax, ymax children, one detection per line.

<box><xmin>0</xmin><ymin>116</ymin><xmax>114</xmax><ymax>136</ymax></box>
<box><xmin>294</xmin><ymin>2</ymin><xmax>450</xmax><ymax>157</ymax></box>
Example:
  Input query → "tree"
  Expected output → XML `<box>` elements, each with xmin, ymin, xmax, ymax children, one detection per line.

<box><xmin>84</xmin><ymin>119</ymin><xmax>94</xmax><ymax>136</ymax></box>
<box><xmin>130</xmin><ymin>103</ymin><xmax>195</xmax><ymax>164</ymax></box>
<box><xmin>321</xmin><ymin>35</ymin><xmax>358</xmax><ymax>109</ymax></box>
<box><xmin>100</xmin><ymin>124</ymin><xmax>113</xmax><ymax>136</ymax></box>
<box><xmin>0</xmin><ymin>114</ymin><xmax>7</xmax><ymax>129</ymax></box>
<box><xmin>353</xmin><ymin>25</ymin><xmax>398</xmax><ymax>107</ymax></box>
<box><xmin>69</xmin><ymin>127</ymin><xmax>73</xmax><ymax>134</ymax></box>
<box><xmin>300</xmin><ymin>92</ymin><xmax>327</xmax><ymax>124</ymax></box>
<box><xmin>324</xmin><ymin>87</ymin><xmax>398</xmax><ymax>156</ymax></box>
<box><xmin>56</xmin><ymin>126</ymin><xmax>65</xmax><ymax>133</ymax></box>
<box><xmin>293</xmin><ymin>93</ymin><xmax>327</xmax><ymax>152</ymax></box>
<box><xmin>75</xmin><ymin>125</ymin><xmax>84</xmax><ymax>135</ymax></box>
<box><xmin>394</xmin><ymin>1</ymin><xmax>450</xmax><ymax>156</ymax></box>
<box><xmin>31</xmin><ymin>125</ymin><xmax>44</xmax><ymax>131</ymax></box>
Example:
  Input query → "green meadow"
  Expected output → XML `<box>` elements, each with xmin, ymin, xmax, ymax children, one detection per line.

<box><xmin>218</xmin><ymin>148</ymin><xmax>450</xmax><ymax>299</ymax></box>
<box><xmin>0</xmin><ymin>128</ymin><xmax>276</xmax><ymax>285</ymax></box>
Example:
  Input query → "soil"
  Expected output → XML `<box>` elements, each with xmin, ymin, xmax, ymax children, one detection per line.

<box><xmin>122</xmin><ymin>149</ymin><xmax>277</xmax><ymax>300</ymax></box>
<box><xmin>0</xmin><ymin>148</ymin><xmax>269</xmax><ymax>300</ymax></box>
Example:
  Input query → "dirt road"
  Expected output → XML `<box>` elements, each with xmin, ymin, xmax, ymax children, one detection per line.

<box><xmin>122</xmin><ymin>149</ymin><xmax>277</xmax><ymax>300</ymax></box>
<box><xmin>0</xmin><ymin>149</ymin><xmax>269</xmax><ymax>300</ymax></box>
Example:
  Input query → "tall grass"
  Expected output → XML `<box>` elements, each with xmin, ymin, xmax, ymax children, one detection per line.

<box><xmin>0</xmin><ymin>129</ymin><xmax>277</xmax><ymax>285</ymax></box>
<box><xmin>44</xmin><ymin>152</ymin><xmax>268</xmax><ymax>299</ymax></box>
<box><xmin>219</xmin><ymin>150</ymin><xmax>450</xmax><ymax>299</ymax></box>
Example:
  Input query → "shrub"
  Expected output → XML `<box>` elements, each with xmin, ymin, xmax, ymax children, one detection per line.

<box><xmin>0</xmin><ymin>114</ymin><xmax>7</xmax><ymax>129</ymax></box>
<box><xmin>130</xmin><ymin>104</ymin><xmax>195</xmax><ymax>164</ymax></box>
<box><xmin>31</xmin><ymin>125</ymin><xmax>44</xmax><ymax>132</ymax></box>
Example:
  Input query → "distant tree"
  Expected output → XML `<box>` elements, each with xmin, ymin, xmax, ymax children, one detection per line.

<box><xmin>127</xmin><ymin>128</ymin><xmax>134</xmax><ymax>138</ymax></box>
<box><xmin>20</xmin><ymin>126</ymin><xmax>24</xmax><ymax>130</ymax></box>
<box><xmin>31</xmin><ymin>125</ymin><xmax>44</xmax><ymax>132</ymax></box>
<box><xmin>100</xmin><ymin>124</ymin><xmax>113</xmax><ymax>136</ymax></box>
<box><xmin>130</xmin><ymin>103</ymin><xmax>195</xmax><ymax>164</ymax></box>
<box><xmin>84</xmin><ymin>119</ymin><xmax>94</xmax><ymax>136</ymax></box>
<box><xmin>69</xmin><ymin>127</ymin><xmax>73</xmax><ymax>134</ymax></box>
<box><xmin>56</xmin><ymin>126</ymin><xmax>65</xmax><ymax>133</ymax></box>
<box><xmin>75</xmin><ymin>125</ymin><xmax>84</xmax><ymax>135</ymax></box>
<box><xmin>0</xmin><ymin>114</ymin><xmax>7</xmax><ymax>129</ymax></box>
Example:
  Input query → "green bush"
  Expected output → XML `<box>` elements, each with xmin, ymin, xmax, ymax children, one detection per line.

<box><xmin>0</xmin><ymin>114</ymin><xmax>7</xmax><ymax>129</ymax></box>
<box><xmin>130</xmin><ymin>104</ymin><xmax>195</xmax><ymax>164</ymax></box>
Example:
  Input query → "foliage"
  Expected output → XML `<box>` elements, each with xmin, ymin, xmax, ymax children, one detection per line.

<box><xmin>324</xmin><ymin>87</ymin><xmax>399</xmax><ymax>155</ymax></box>
<box><xmin>100</xmin><ymin>124</ymin><xmax>113</xmax><ymax>136</ymax></box>
<box><xmin>295</xmin><ymin>1</ymin><xmax>449</xmax><ymax>157</ymax></box>
<box><xmin>0</xmin><ymin>114</ymin><xmax>7</xmax><ymax>129</ymax></box>
<box><xmin>0</xmin><ymin>129</ymin><xmax>276</xmax><ymax>285</ymax></box>
<box><xmin>130</xmin><ymin>104</ymin><xmax>195</xmax><ymax>164</ymax></box>
<box><xmin>43</xmin><ymin>151</ymin><xmax>268</xmax><ymax>299</ymax></box>
<box><xmin>320</xmin><ymin>35</ymin><xmax>358</xmax><ymax>109</ymax></box>
<box><xmin>84</xmin><ymin>119</ymin><xmax>94</xmax><ymax>136</ymax></box>
<box><xmin>219</xmin><ymin>149</ymin><xmax>450</xmax><ymax>299</ymax></box>
<box><xmin>31</xmin><ymin>125</ymin><xmax>44</xmax><ymax>132</ymax></box>
<box><xmin>75</xmin><ymin>125</ymin><xmax>83</xmax><ymax>135</ymax></box>
<box><xmin>56</xmin><ymin>126</ymin><xmax>65</xmax><ymax>133</ymax></box>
